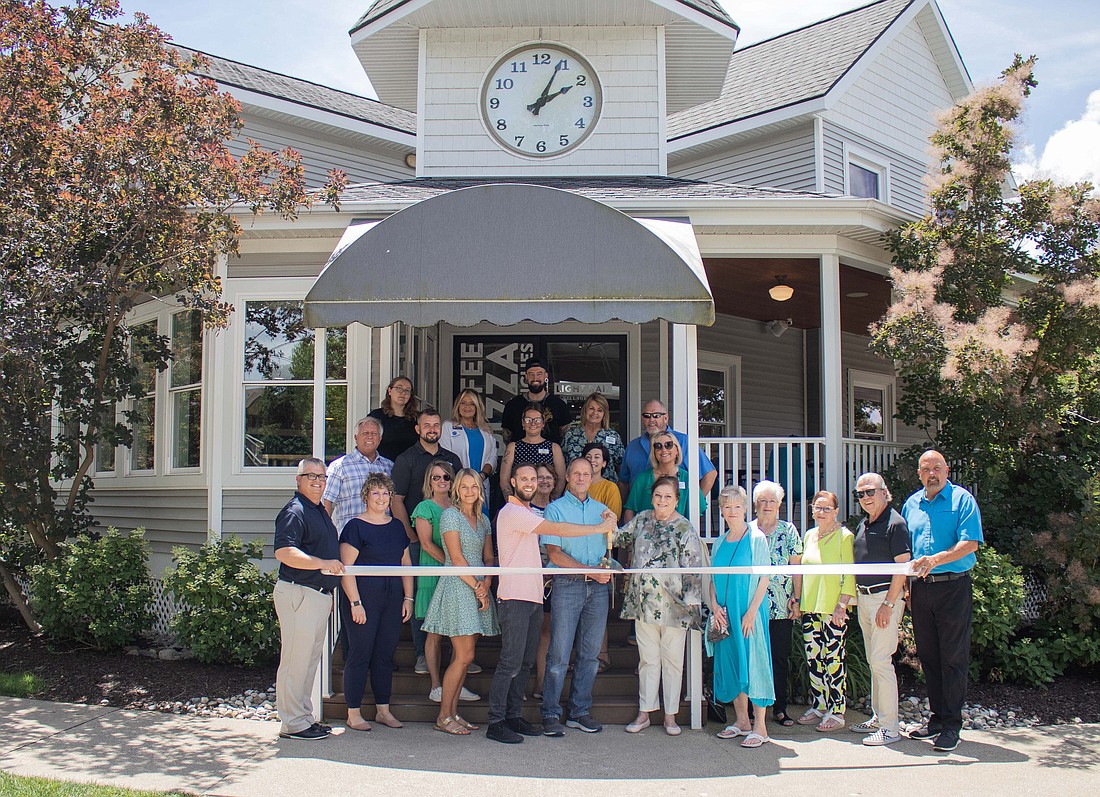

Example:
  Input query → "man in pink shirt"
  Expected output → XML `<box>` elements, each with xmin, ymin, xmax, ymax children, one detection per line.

<box><xmin>486</xmin><ymin>463</ymin><xmax>616</xmax><ymax>744</ymax></box>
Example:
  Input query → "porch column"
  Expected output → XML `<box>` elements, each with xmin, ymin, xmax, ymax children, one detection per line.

<box><xmin>672</xmin><ymin>323</ymin><xmax>704</xmax><ymax>731</ymax></box>
<box><xmin>311</xmin><ymin>326</ymin><xmax>330</xmax><ymax>720</ymax></box>
<box><xmin>204</xmin><ymin>255</ymin><xmax>228</xmax><ymax>541</ymax></box>
<box><xmin>820</xmin><ymin>254</ymin><xmax>844</xmax><ymax>505</ymax></box>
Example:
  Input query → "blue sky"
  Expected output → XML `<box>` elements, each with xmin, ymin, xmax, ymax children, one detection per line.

<box><xmin>123</xmin><ymin>0</ymin><xmax>1100</xmax><ymax>183</ymax></box>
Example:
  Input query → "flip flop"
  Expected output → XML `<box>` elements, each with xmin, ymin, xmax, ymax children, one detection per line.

<box><xmin>797</xmin><ymin>709</ymin><xmax>824</xmax><ymax>725</ymax></box>
<box><xmin>741</xmin><ymin>732</ymin><xmax>770</xmax><ymax>748</ymax></box>
<box><xmin>717</xmin><ymin>724</ymin><xmax>750</xmax><ymax>739</ymax></box>
<box><xmin>433</xmin><ymin>717</ymin><xmax>469</xmax><ymax>736</ymax></box>
<box><xmin>346</xmin><ymin>720</ymin><xmax>372</xmax><ymax>732</ymax></box>
<box><xmin>773</xmin><ymin>711</ymin><xmax>796</xmax><ymax>727</ymax></box>
<box><xmin>453</xmin><ymin>715</ymin><xmax>480</xmax><ymax>731</ymax></box>
<box><xmin>816</xmin><ymin>714</ymin><xmax>845</xmax><ymax>733</ymax></box>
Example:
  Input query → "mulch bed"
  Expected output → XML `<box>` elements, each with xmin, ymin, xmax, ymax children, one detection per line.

<box><xmin>2</xmin><ymin>604</ymin><xmax>1098</xmax><ymax>724</ymax></box>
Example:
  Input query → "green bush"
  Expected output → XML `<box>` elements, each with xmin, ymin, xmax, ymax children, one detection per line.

<box><xmin>995</xmin><ymin>638</ymin><xmax>1058</xmax><ymax>687</ymax></box>
<box><xmin>969</xmin><ymin>546</ymin><xmax>1024</xmax><ymax>680</ymax></box>
<box><xmin>29</xmin><ymin>528</ymin><xmax>152</xmax><ymax>649</ymax></box>
<box><xmin>164</xmin><ymin>536</ymin><xmax>278</xmax><ymax>666</ymax></box>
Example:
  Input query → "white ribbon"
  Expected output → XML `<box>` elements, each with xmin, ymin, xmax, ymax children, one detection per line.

<box><xmin>331</xmin><ymin>563</ymin><xmax>914</xmax><ymax>577</ymax></box>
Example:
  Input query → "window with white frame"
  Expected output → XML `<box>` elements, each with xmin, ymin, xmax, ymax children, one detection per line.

<box><xmin>242</xmin><ymin>300</ymin><xmax>347</xmax><ymax>468</ymax></box>
<box><xmin>848</xmin><ymin>370</ymin><xmax>894</xmax><ymax>441</ymax></box>
<box><xmin>698</xmin><ymin>352</ymin><xmax>742</xmax><ymax>438</ymax></box>
<box><xmin>128</xmin><ymin>320</ymin><xmax>159</xmax><ymax>472</ymax></box>
<box><xmin>94</xmin><ymin>402</ymin><xmax>117</xmax><ymax>474</ymax></box>
<box><xmin>170</xmin><ymin>310</ymin><xmax>203</xmax><ymax>469</ymax></box>
<box><xmin>844</xmin><ymin>147</ymin><xmax>889</xmax><ymax>201</ymax></box>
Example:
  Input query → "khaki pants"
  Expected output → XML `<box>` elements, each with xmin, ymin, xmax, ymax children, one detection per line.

<box><xmin>856</xmin><ymin>589</ymin><xmax>905</xmax><ymax>734</ymax></box>
<box><xmin>273</xmin><ymin>580</ymin><xmax>333</xmax><ymax>735</ymax></box>
<box><xmin>635</xmin><ymin>621</ymin><xmax>687</xmax><ymax>714</ymax></box>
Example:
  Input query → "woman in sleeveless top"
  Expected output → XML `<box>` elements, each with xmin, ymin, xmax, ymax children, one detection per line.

<box><xmin>499</xmin><ymin>403</ymin><xmax>566</xmax><ymax>500</ymax></box>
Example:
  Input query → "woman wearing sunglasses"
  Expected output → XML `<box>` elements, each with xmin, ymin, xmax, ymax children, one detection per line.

<box><xmin>622</xmin><ymin>432</ymin><xmax>707</xmax><ymax>523</ymax></box>
<box><xmin>411</xmin><ymin>460</ymin><xmax>479</xmax><ymax>704</ymax></box>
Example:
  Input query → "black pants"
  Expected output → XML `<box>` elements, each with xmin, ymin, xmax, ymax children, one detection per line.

<box><xmin>769</xmin><ymin>618</ymin><xmax>794</xmax><ymax>715</ymax></box>
<box><xmin>488</xmin><ymin>599</ymin><xmax>542</xmax><ymax>724</ymax></box>
<box><xmin>910</xmin><ymin>574</ymin><xmax>972</xmax><ymax>733</ymax></box>
<box><xmin>340</xmin><ymin>577</ymin><xmax>403</xmax><ymax>708</ymax></box>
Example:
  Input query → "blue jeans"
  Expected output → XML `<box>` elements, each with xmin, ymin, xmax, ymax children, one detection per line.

<box><xmin>541</xmin><ymin>576</ymin><xmax>610</xmax><ymax>721</ymax></box>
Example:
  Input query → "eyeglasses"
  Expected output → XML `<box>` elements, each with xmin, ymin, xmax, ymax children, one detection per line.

<box><xmin>641</xmin><ymin>412</ymin><xmax>667</xmax><ymax>420</ymax></box>
<box><xmin>369</xmin><ymin>490</ymin><xmax>392</xmax><ymax>498</ymax></box>
<box><xmin>523</xmin><ymin>417</ymin><xmax>544</xmax><ymax>424</ymax></box>
<box><xmin>390</xmin><ymin>385</ymin><xmax>412</xmax><ymax>394</ymax></box>
<box><xmin>812</xmin><ymin>505</ymin><xmax>837</xmax><ymax>512</ymax></box>
<box><xmin>431</xmin><ymin>474</ymin><xmax>452</xmax><ymax>482</ymax></box>
<box><xmin>652</xmin><ymin>441</ymin><xmax>677</xmax><ymax>451</ymax></box>
<box><xmin>854</xmin><ymin>488</ymin><xmax>878</xmax><ymax>499</ymax></box>
<box><xmin>299</xmin><ymin>473</ymin><xmax>327</xmax><ymax>482</ymax></box>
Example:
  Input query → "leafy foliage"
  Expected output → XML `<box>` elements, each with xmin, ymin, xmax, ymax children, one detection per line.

<box><xmin>28</xmin><ymin>529</ymin><xmax>152</xmax><ymax>649</ymax></box>
<box><xmin>164</xmin><ymin>537</ymin><xmax>279</xmax><ymax>666</ymax></box>
<box><xmin>0</xmin><ymin>0</ymin><xmax>345</xmax><ymax>627</ymax></box>
<box><xmin>969</xmin><ymin>546</ymin><xmax>1025</xmax><ymax>680</ymax></box>
<box><xmin>786</xmin><ymin>619</ymin><xmax>872</xmax><ymax>704</ymax></box>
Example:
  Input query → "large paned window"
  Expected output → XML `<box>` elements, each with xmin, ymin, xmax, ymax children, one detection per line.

<box><xmin>170</xmin><ymin>311</ymin><xmax>203</xmax><ymax>469</ymax></box>
<box><xmin>94</xmin><ymin>403</ymin><xmax>117</xmax><ymax>474</ymax></box>
<box><xmin>129</xmin><ymin>321</ymin><xmax>159</xmax><ymax>472</ymax></box>
<box><xmin>242</xmin><ymin>300</ymin><xmax>347</xmax><ymax>467</ymax></box>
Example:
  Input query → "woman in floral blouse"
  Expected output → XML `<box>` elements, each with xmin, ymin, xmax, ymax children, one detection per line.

<box><xmin>750</xmin><ymin>479</ymin><xmax>803</xmax><ymax>727</ymax></box>
<box><xmin>559</xmin><ymin>392</ymin><xmax>625</xmax><ymax>482</ymax></box>
<box><xmin>614</xmin><ymin>475</ymin><xmax>704</xmax><ymax>736</ymax></box>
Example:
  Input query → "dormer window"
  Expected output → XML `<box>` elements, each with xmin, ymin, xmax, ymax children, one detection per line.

<box><xmin>844</xmin><ymin>146</ymin><xmax>889</xmax><ymax>201</ymax></box>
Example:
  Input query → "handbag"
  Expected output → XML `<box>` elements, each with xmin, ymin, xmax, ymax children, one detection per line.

<box><xmin>706</xmin><ymin>612</ymin><xmax>730</xmax><ymax>643</ymax></box>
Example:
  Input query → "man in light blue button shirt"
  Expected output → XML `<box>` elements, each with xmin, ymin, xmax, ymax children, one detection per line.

<box><xmin>540</xmin><ymin>458</ymin><xmax>613</xmax><ymax>736</ymax></box>
<box><xmin>901</xmin><ymin>450</ymin><xmax>983</xmax><ymax>753</ymax></box>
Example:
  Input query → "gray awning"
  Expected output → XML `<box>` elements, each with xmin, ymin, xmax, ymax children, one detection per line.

<box><xmin>303</xmin><ymin>183</ymin><xmax>713</xmax><ymax>329</ymax></box>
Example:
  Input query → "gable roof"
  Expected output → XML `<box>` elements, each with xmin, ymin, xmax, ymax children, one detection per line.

<box><xmin>176</xmin><ymin>45</ymin><xmax>416</xmax><ymax>136</ymax></box>
<box><xmin>669</xmin><ymin>0</ymin><xmax>917</xmax><ymax>141</ymax></box>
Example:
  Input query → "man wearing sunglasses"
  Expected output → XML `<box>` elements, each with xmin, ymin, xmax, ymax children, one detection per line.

<box><xmin>323</xmin><ymin>416</ymin><xmax>393</xmax><ymax>532</ymax></box>
<box><xmin>851</xmin><ymin>473</ymin><xmax>911</xmax><ymax>747</ymax></box>
<box><xmin>619</xmin><ymin>399</ymin><xmax>716</xmax><ymax>499</ymax></box>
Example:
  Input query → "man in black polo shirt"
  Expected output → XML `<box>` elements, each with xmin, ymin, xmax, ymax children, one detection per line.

<box><xmin>851</xmin><ymin>471</ymin><xmax>911</xmax><ymax>747</ymax></box>
<box><xmin>390</xmin><ymin>407</ymin><xmax>463</xmax><ymax>674</ymax></box>
<box><xmin>273</xmin><ymin>457</ymin><xmax>345</xmax><ymax>741</ymax></box>
<box><xmin>501</xmin><ymin>358</ymin><xmax>572</xmax><ymax>444</ymax></box>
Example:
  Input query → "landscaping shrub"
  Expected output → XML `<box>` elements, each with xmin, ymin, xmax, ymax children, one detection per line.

<box><xmin>969</xmin><ymin>546</ymin><xmax>1025</xmax><ymax>681</ymax></box>
<box><xmin>29</xmin><ymin>528</ymin><xmax>152</xmax><ymax>649</ymax></box>
<box><xmin>164</xmin><ymin>536</ymin><xmax>278</xmax><ymax>666</ymax></box>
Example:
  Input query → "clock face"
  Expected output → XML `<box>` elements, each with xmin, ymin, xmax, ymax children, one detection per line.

<box><xmin>480</xmin><ymin>43</ymin><xmax>603</xmax><ymax>159</ymax></box>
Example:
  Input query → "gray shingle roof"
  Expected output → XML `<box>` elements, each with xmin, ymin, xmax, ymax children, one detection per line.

<box><xmin>352</xmin><ymin>0</ymin><xmax>737</xmax><ymax>33</ymax></box>
<box><xmin>668</xmin><ymin>0</ymin><xmax>912</xmax><ymax>139</ymax></box>
<box><xmin>335</xmin><ymin>176</ymin><xmax>830</xmax><ymax>203</ymax></box>
<box><xmin>175</xmin><ymin>45</ymin><xmax>416</xmax><ymax>135</ymax></box>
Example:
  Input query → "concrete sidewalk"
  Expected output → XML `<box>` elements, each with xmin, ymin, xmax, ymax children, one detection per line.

<box><xmin>1</xmin><ymin>697</ymin><xmax>1096</xmax><ymax>796</ymax></box>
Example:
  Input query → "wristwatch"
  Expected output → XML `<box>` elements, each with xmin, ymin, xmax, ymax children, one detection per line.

<box><xmin>883</xmin><ymin>599</ymin><xmax>895</xmax><ymax>609</ymax></box>
<box><xmin>351</xmin><ymin>600</ymin><xmax>362</xmax><ymax>607</ymax></box>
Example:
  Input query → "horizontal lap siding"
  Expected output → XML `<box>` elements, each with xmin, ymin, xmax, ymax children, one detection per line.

<box><xmin>223</xmin><ymin>489</ymin><xmax>293</xmax><ymax>569</ymax></box>
<box><xmin>670</xmin><ymin>125</ymin><xmax>817</xmax><ymax>190</ymax></box>
<box><xmin>87</xmin><ymin>488</ymin><xmax>208</xmax><ymax>576</ymax></box>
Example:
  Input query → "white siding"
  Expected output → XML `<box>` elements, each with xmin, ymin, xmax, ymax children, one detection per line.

<box><xmin>229</xmin><ymin>116</ymin><xmax>414</xmax><ymax>187</ymax></box>
<box><xmin>87</xmin><ymin>488</ymin><xmax>208</xmax><ymax>576</ymax></box>
<box><xmin>669</xmin><ymin>124</ymin><xmax>817</xmax><ymax>191</ymax></box>
<box><xmin>420</xmin><ymin>27</ymin><xmax>662</xmax><ymax>177</ymax></box>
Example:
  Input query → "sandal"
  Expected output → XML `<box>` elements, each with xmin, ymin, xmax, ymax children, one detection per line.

<box><xmin>797</xmin><ymin>708</ymin><xmax>824</xmax><ymax>725</ymax></box>
<box><xmin>453</xmin><ymin>715</ymin><xmax>480</xmax><ymax>731</ymax></box>
<box><xmin>433</xmin><ymin>717</ymin><xmax>469</xmax><ymax>736</ymax></box>
<box><xmin>773</xmin><ymin>711</ymin><xmax>796</xmax><ymax>727</ymax></box>
<box><xmin>717</xmin><ymin>724</ymin><xmax>750</xmax><ymax>739</ymax></box>
<box><xmin>741</xmin><ymin>732</ymin><xmax>770</xmax><ymax>749</ymax></box>
<box><xmin>597</xmin><ymin>658</ymin><xmax>611</xmax><ymax>674</ymax></box>
<box><xmin>816</xmin><ymin>713</ymin><xmax>845</xmax><ymax>733</ymax></box>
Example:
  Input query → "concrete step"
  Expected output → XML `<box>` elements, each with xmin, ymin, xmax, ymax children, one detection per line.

<box><xmin>330</xmin><ymin>665</ymin><xmax>641</xmax><ymax>697</ymax></box>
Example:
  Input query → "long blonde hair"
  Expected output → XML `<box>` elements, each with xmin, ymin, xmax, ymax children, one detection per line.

<box><xmin>449</xmin><ymin>389</ymin><xmax>490</xmax><ymax>431</ymax></box>
<box><xmin>450</xmin><ymin>468</ymin><xmax>484</xmax><ymax>518</ymax></box>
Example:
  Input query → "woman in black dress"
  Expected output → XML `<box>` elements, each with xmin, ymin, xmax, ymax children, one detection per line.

<box><xmin>368</xmin><ymin>376</ymin><xmax>419</xmax><ymax>462</ymax></box>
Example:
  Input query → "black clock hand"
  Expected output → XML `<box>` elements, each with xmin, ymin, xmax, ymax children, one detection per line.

<box><xmin>527</xmin><ymin>61</ymin><xmax>563</xmax><ymax>115</ymax></box>
<box><xmin>528</xmin><ymin>84</ymin><xmax>573</xmax><ymax>116</ymax></box>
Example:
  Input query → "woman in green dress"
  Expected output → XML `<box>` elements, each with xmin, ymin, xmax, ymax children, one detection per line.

<box><xmin>411</xmin><ymin>460</ymin><xmax>457</xmax><ymax>702</ymax></box>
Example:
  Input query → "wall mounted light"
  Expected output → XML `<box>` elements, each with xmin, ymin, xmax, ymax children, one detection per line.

<box><xmin>768</xmin><ymin>275</ymin><xmax>794</xmax><ymax>302</ymax></box>
<box><xmin>765</xmin><ymin>318</ymin><xmax>793</xmax><ymax>337</ymax></box>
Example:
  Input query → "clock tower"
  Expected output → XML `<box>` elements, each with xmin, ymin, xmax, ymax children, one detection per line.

<box><xmin>349</xmin><ymin>1</ymin><xmax>738</xmax><ymax>177</ymax></box>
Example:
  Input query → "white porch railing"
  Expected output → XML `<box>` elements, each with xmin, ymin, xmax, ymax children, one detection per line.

<box><xmin>843</xmin><ymin>438</ymin><xmax>909</xmax><ymax>514</ymax></box>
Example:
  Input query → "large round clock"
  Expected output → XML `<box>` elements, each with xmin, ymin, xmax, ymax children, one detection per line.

<box><xmin>480</xmin><ymin>43</ymin><xmax>603</xmax><ymax>159</ymax></box>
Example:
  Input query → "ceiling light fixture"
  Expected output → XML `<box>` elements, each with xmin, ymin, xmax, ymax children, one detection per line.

<box><xmin>846</xmin><ymin>291</ymin><xmax>869</xmax><ymax>298</ymax></box>
<box><xmin>768</xmin><ymin>276</ymin><xmax>794</xmax><ymax>302</ymax></box>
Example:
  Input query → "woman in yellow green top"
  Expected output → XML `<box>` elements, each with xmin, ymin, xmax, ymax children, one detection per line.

<box><xmin>796</xmin><ymin>490</ymin><xmax>856</xmax><ymax>732</ymax></box>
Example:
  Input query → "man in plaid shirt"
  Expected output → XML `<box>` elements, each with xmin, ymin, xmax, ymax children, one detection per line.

<box><xmin>323</xmin><ymin>416</ymin><xmax>394</xmax><ymax>531</ymax></box>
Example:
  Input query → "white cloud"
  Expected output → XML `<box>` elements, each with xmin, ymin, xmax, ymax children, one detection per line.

<box><xmin>1014</xmin><ymin>90</ymin><xmax>1100</xmax><ymax>186</ymax></box>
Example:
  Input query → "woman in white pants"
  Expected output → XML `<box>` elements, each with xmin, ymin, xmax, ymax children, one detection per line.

<box><xmin>614</xmin><ymin>475</ymin><xmax>704</xmax><ymax>735</ymax></box>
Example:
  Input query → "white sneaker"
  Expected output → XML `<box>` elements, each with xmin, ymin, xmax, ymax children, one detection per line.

<box><xmin>459</xmin><ymin>687</ymin><xmax>480</xmax><ymax>702</ymax></box>
<box><xmin>863</xmin><ymin>728</ymin><xmax>901</xmax><ymax>746</ymax></box>
<box><xmin>851</xmin><ymin>717</ymin><xmax>880</xmax><ymax>733</ymax></box>
<box><xmin>428</xmin><ymin>686</ymin><xmax>442</xmax><ymax>702</ymax></box>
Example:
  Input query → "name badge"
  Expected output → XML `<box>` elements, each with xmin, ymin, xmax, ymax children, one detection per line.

<box><xmin>606</xmin><ymin>433</ymin><xmax>618</xmax><ymax>444</ymax></box>
<box><xmin>538</xmin><ymin>448</ymin><xmax>550</xmax><ymax>455</ymax></box>
<box><xmin>679</xmin><ymin>480</ymin><xmax>687</xmax><ymax>491</ymax></box>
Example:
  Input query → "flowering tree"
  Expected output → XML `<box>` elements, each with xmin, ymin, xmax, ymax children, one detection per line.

<box><xmin>0</xmin><ymin>0</ymin><xmax>346</xmax><ymax>627</ymax></box>
<box><xmin>871</xmin><ymin>55</ymin><xmax>1100</xmax><ymax>545</ymax></box>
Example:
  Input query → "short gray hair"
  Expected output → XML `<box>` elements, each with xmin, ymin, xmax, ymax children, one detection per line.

<box><xmin>718</xmin><ymin>484</ymin><xmax>748</xmax><ymax>511</ymax></box>
<box><xmin>296</xmin><ymin>457</ymin><xmax>325</xmax><ymax>476</ymax></box>
<box><xmin>355</xmin><ymin>416</ymin><xmax>383</xmax><ymax>438</ymax></box>
<box><xmin>856</xmin><ymin>472</ymin><xmax>892</xmax><ymax>503</ymax></box>
<box><xmin>752</xmin><ymin>479</ymin><xmax>785</xmax><ymax>505</ymax></box>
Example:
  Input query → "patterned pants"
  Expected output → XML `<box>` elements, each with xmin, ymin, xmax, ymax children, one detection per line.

<box><xmin>803</xmin><ymin>615</ymin><xmax>847</xmax><ymax>715</ymax></box>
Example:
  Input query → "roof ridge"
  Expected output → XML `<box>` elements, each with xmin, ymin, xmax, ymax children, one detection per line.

<box><xmin>729</xmin><ymin>0</ymin><xmax>911</xmax><ymax>55</ymax></box>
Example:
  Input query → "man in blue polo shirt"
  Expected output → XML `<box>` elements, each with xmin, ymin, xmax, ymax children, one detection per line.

<box><xmin>619</xmin><ymin>399</ymin><xmax>716</xmax><ymax>498</ymax></box>
<box><xmin>541</xmin><ymin>457</ymin><xmax>613</xmax><ymax>736</ymax></box>
<box><xmin>901</xmin><ymin>450</ymin><xmax>983</xmax><ymax>753</ymax></box>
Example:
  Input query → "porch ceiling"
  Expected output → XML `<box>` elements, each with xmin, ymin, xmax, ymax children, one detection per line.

<box><xmin>704</xmin><ymin>258</ymin><xmax>891</xmax><ymax>334</ymax></box>
<box><xmin>303</xmin><ymin>183</ymin><xmax>715</xmax><ymax>329</ymax></box>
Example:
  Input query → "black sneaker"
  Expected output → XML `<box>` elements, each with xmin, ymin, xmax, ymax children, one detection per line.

<box><xmin>909</xmin><ymin>725</ymin><xmax>941</xmax><ymax>741</ymax></box>
<box><xmin>279</xmin><ymin>725</ymin><xmax>329</xmax><ymax>740</ymax></box>
<box><xmin>933</xmin><ymin>730</ymin><xmax>960</xmax><ymax>752</ymax></box>
<box><xmin>542</xmin><ymin>717</ymin><xmax>565</xmax><ymax>737</ymax></box>
<box><xmin>486</xmin><ymin>721</ymin><xmax>524</xmax><ymax>744</ymax></box>
<box><xmin>565</xmin><ymin>714</ymin><xmax>603</xmax><ymax>733</ymax></box>
<box><xmin>506</xmin><ymin>717</ymin><xmax>543</xmax><ymax>737</ymax></box>
<box><xmin>311</xmin><ymin>722</ymin><xmax>333</xmax><ymax>734</ymax></box>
